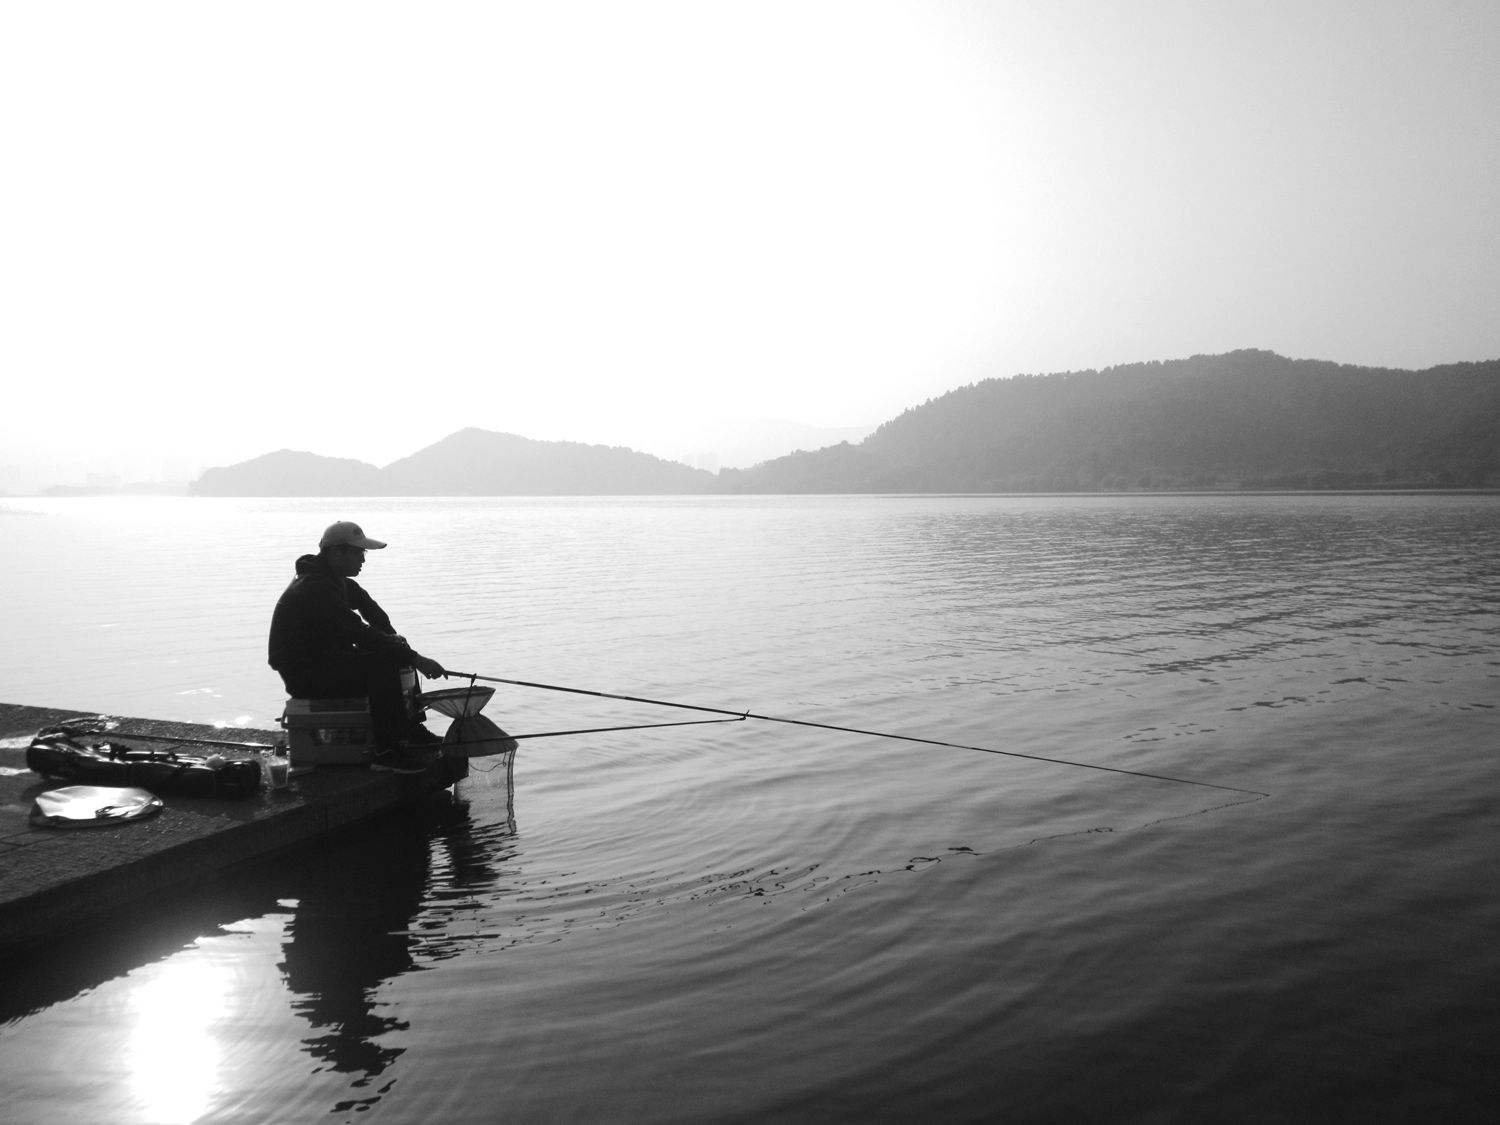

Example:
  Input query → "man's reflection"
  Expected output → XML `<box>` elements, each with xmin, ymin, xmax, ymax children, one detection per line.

<box><xmin>278</xmin><ymin>767</ymin><xmax>512</xmax><ymax>1096</ymax></box>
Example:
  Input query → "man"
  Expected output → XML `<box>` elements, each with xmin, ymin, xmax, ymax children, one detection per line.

<box><xmin>269</xmin><ymin>520</ymin><xmax>448</xmax><ymax>774</ymax></box>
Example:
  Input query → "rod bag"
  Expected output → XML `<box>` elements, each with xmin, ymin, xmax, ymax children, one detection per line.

<box><xmin>27</xmin><ymin>725</ymin><xmax>262</xmax><ymax>799</ymax></box>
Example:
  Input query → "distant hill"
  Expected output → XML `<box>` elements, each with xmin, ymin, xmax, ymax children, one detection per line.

<box><xmin>190</xmin><ymin>429</ymin><xmax>714</xmax><ymax>496</ymax></box>
<box><xmin>718</xmin><ymin>350</ymin><xmax>1500</xmax><ymax>492</ymax></box>
<box><xmin>379</xmin><ymin>428</ymin><xmax>714</xmax><ymax>495</ymax></box>
<box><xmin>191</xmin><ymin>450</ymin><xmax>385</xmax><ymax>496</ymax></box>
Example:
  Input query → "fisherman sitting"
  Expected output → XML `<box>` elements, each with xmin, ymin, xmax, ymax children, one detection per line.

<box><xmin>268</xmin><ymin>521</ymin><xmax>448</xmax><ymax>774</ymax></box>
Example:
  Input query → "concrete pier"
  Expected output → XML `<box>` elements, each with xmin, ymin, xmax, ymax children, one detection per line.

<box><xmin>0</xmin><ymin>702</ymin><xmax>466</xmax><ymax>957</ymax></box>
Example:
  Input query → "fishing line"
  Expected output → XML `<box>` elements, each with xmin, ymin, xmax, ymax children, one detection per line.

<box><xmin>449</xmin><ymin>671</ymin><xmax>1269</xmax><ymax>799</ymax></box>
<box><xmin>510</xmin><ymin>716</ymin><xmax>747</xmax><ymax>741</ymax></box>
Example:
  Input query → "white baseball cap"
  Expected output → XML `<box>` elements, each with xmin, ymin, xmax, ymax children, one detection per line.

<box><xmin>319</xmin><ymin>521</ymin><xmax>388</xmax><ymax>550</ymax></box>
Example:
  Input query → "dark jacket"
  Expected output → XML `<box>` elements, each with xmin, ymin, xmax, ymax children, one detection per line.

<box><xmin>268</xmin><ymin>553</ymin><xmax>416</xmax><ymax>678</ymax></box>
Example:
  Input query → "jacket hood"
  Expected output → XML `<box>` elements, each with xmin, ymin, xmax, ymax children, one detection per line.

<box><xmin>294</xmin><ymin>553</ymin><xmax>327</xmax><ymax>577</ymax></box>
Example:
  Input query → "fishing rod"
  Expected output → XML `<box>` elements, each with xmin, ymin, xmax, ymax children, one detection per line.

<box><xmin>49</xmin><ymin>713</ymin><xmax>743</xmax><ymax>753</ymax></box>
<box><xmin>47</xmin><ymin>722</ymin><xmax>276</xmax><ymax>752</ymax></box>
<box><xmin>449</xmin><ymin>671</ymin><xmax>1269</xmax><ymax>799</ymax></box>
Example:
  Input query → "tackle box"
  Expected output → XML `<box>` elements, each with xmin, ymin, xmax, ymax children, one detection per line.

<box><xmin>279</xmin><ymin>671</ymin><xmax>425</xmax><ymax>767</ymax></box>
<box><xmin>279</xmin><ymin>698</ymin><xmax>377</xmax><ymax>766</ymax></box>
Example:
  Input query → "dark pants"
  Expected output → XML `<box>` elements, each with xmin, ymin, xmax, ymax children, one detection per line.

<box><xmin>280</xmin><ymin>653</ymin><xmax>409</xmax><ymax>752</ymax></box>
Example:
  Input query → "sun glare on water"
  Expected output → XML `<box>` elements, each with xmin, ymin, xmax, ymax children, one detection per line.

<box><xmin>127</xmin><ymin>962</ymin><xmax>231</xmax><ymax>1124</ymax></box>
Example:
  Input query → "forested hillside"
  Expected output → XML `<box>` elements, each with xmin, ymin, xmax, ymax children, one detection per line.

<box><xmin>718</xmin><ymin>351</ymin><xmax>1499</xmax><ymax>492</ymax></box>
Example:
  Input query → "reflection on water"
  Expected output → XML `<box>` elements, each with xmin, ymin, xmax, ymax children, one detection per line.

<box><xmin>281</xmin><ymin>810</ymin><xmax>430</xmax><ymax>1088</ymax></box>
<box><xmin>279</xmin><ymin>760</ymin><xmax>514</xmax><ymax>1113</ymax></box>
<box><xmin>0</xmin><ymin>874</ymin><xmax>281</xmax><ymax>1027</ymax></box>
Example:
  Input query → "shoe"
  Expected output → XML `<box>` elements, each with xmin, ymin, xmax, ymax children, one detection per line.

<box><xmin>371</xmin><ymin>748</ymin><xmax>432</xmax><ymax>775</ymax></box>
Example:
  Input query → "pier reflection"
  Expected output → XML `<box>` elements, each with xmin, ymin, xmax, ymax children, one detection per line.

<box><xmin>0</xmin><ymin>876</ymin><xmax>285</xmax><ymax>1026</ymax></box>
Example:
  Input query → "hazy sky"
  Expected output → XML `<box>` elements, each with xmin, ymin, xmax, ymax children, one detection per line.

<box><xmin>3</xmin><ymin>0</ymin><xmax>1497</xmax><ymax>486</ymax></box>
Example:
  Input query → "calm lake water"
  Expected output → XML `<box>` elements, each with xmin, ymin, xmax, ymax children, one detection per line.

<box><xmin>1</xmin><ymin>493</ymin><xmax>1497</xmax><ymax>1123</ymax></box>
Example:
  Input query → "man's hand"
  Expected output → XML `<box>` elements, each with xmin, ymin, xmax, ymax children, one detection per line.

<box><xmin>412</xmin><ymin>656</ymin><xmax>447</xmax><ymax>680</ymax></box>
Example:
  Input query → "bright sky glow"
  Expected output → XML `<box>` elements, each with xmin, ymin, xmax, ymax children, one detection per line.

<box><xmin>2</xmin><ymin>1</ymin><xmax>1496</xmax><ymax>488</ymax></box>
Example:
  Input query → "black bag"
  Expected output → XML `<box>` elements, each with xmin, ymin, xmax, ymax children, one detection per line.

<box><xmin>27</xmin><ymin>725</ymin><xmax>262</xmax><ymax>799</ymax></box>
